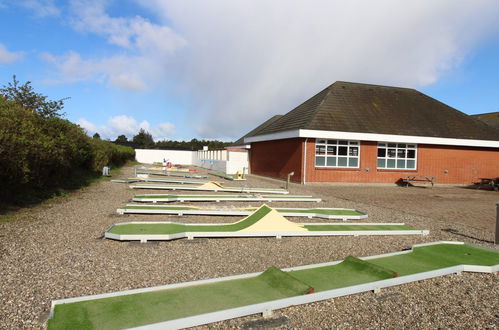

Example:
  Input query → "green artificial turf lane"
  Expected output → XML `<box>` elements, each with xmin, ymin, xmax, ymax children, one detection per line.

<box><xmin>109</xmin><ymin>206</ymin><xmax>273</xmax><ymax>235</ymax></box>
<box><xmin>289</xmin><ymin>256</ymin><xmax>397</xmax><ymax>292</ymax></box>
<box><xmin>47</xmin><ymin>267</ymin><xmax>311</xmax><ymax>330</ymax></box>
<box><xmin>367</xmin><ymin>243</ymin><xmax>499</xmax><ymax>276</ymax></box>
<box><xmin>304</xmin><ymin>224</ymin><xmax>415</xmax><ymax>231</ymax></box>
<box><xmin>48</xmin><ymin>243</ymin><xmax>499</xmax><ymax>329</ymax></box>
<box><xmin>253</xmin><ymin>208</ymin><xmax>364</xmax><ymax>216</ymax></box>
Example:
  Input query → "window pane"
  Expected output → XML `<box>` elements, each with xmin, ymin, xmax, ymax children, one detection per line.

<box><xmin>338</xmin><ymin>157</ymin><xmax>347</xmax><ymax>166</ymax></box>
<box><xmin>397</xmin><ymin>149</ymin><xmax>406</xmax><ymax>158</ymax></box>
<box><xmin>388</xmin><ymin>143</ymin><xmax>396</xmax><ymax>147</ymax></box>
<box><xmin>349</xmin><ymin>147</ymin><xmax>358</xmax><ymax>156</ymax></box>
<box><xmin>338</xmin><ymin>146</ymin><xmax>348</xmax><ymax>155</ymax></box>
<box><xmin>316</xmin><ymin>146</ymin><xmax>325</xmax><ymax>155</ymax></box>
<box><xmin>407</xmin><ymin>150</ymin><xmax>415</xmax><ymax>159</ymax></box>
<box><xmin>378</xmin><ymin>148</ymin><xmax>386</xmax><ymax>157</ymax></box>
<box><xmin>350</xmin><ymin>141</ymin><xmax>358</xmax><ymax>145</ymax></box>
<box><xmin>315</xmin><ymin>156</ymin><xmax>325</xmax><ymax>166</ymax></box>
<box><xmin>377</xmin><ymin>159</ymin><xmax>386</xmax><ymax>168</ymax></box>
<box><xmin>378</xmin><ymin>143</ymin><xmax>386</xmax><ymax>147</ymax></box>
<box><xmin>407</xmin><ymin>160</ymin><xmax>415</xmax><ymax>169</ymax></box>
<box><xmin>387</xmin><ymin>159</ymin><xmax>396</xmax><ymax>168</ymax></box>
<box><xmin>407</xmin><ymin>144</ymin><xmax>415</xmax><ymax>148</ymax></box>
<box><xmin>338</xmin><ymin>140</ymin><xmax>348</xmax><ymax>145</ymax></box>
<box><xmin>349</xmin><ymin>158</ymin><xmax>358</xmax><ymax>167</ymax></box>
<box><xmin>327</xmin><ymin>146</ymin><xmax>336</xmax><ymax>155</ymax></box>
<box><xmin>327</xmin><ymin>140</ymin><xmax>336</xmax><ymax>144</ymax></box>
<box><xmin>326</xmin><ymin>157</ymin><xmax>336</xmax><ymax>167</ymax></box>
<box><xmin>317</xmin><ymin>140</ymin><xmax>326</xmax><ymax>144</ymax></box>
<box><xmin>398</xmin><ymin>144</ymin><xmax>406</xmax><ymax>148</ymax></box>
<box><xmin>387</xmin><ymin>149</ymin><xmax>396</xmax><ymax>158</ymax></box>
<box><xmin>397</xmin><ymin>159</ymin><xmax>405</xmax><ymax>168</ymax></box>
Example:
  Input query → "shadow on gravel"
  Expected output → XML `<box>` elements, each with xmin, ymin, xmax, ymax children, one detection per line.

<box><xmin>242</xmin><ymin>316</ymin><xmax>288</xmax><ymax>329</ymax></box>
<box><xmin>441</xmin><ymin>228</ymin><xmax>494</xmax><ymax>244</ymax></box>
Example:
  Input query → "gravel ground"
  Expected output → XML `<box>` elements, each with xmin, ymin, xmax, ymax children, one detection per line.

<box><xmin>0</xmin><ymin>165</ymin><xmax>498</xmax><ymax>329</ymax></box>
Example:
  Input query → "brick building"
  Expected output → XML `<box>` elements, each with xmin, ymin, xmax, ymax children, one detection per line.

<box><xmin>237</xmin><ymin>81</ymin><xmax>499</xmax><ymax>184</ymax></box>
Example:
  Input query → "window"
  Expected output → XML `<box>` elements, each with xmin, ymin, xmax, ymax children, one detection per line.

<box><xmin>377</xmin><ymin>143</ymin><xmax>417</xmax><ymax>169</ymax></box>
<box><xmin>315</xmin><ymin>139</ymin><xmax>360</xmax><ymax>168</ymax></box>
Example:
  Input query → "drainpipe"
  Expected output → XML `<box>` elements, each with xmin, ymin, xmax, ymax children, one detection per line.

<box><xmin>302</xmin><ymin>138</ymin><xmax>308</xmax><ymax>184</ymax></box>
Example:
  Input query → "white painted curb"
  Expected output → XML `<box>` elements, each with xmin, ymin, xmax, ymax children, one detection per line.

<box><xmin>117</xmin><ymin>205</ymin><xmax>368</xmax><ymax>220</ymax></box>
<box><xmin>132</xmin><ymin>195</ymin><xmax>322</xmax><ymax>203</ymax></box>
<box><xmin>129</xmin><ymin>184</ymin><xmax>290</xmax><ymax>195</ymax></box>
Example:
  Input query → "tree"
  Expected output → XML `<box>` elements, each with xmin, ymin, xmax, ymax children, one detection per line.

<box><xmin>92</xmin><ymin>132</ymin><xmax>101</xmax><ymax>139</ymax></box>
<box><xmin>0</xmin><ymin>75</ymin><xmax>68</xmax><ymax>118</ymax></box>
<box><xmin>115</xmin><ymin>134</ymin><xmax>128</xmax><ymax>143</ymax></box>
<box><xmin>132</xmin><ymin>128</ymin><xmax>155</xmax><ymax>149</ymax></box>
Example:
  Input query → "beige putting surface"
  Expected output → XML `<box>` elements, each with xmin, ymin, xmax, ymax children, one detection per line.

<box><xmin>239</xmin><ymin>208</ymin><xmax>307</xmax><ymax>232</ymax></box>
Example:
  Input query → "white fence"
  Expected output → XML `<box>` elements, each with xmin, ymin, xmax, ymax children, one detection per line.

<box><xmin>193</xmin><ymin>149</ymin><xmax>248</xmax><ymax>175</ymax></box>
<box><xmin>135</xmin><ymin>148</ymin><xmax>249</xmax><ymax>175</ymax></box>
<box><xmin>135</xmin><ymin>149</ymin><xmax>195</xmax><ymax>165</ymax></box>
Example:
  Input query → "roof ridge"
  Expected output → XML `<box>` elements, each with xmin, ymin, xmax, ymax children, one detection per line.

<box><xmin>334</xmin><ymin>80</ymin><xmax>419</xmax><ymax>92</ymax></box>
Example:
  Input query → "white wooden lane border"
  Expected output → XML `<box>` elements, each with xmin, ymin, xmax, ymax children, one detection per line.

<box><xmin>132</xmin><ymin>195</ymin><xmax>321</xmax><ymax>203</ymax></box>
<box><xmin>49</xmin><ymin>241</ymin><xmax>498</xmax><ymax>329</ymax></box>
<box><xmin>129</xmin><ymin>184</ymin><xmax>290</xmax><ymax>195</ymax></box>
<box><xmin>117</xmin><ymin>205</ymin><xmax>368</xmax><ymax>220</ymax></box>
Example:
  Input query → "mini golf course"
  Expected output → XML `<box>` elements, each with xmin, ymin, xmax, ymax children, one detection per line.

<box><xmin>47</xmin><ymin>242</ymin><xmax>499</xmax><ymax>330</ymax></box>
<box><xmin>132</xmin><ymin>193</ymin><xmax>321</xmax><ymax>203</ymax></box>
<box><xmin>117</xmin><ymin>204</ymin><xmax>368</xmax><ymax>220</ymax></box>
<box><xmin>106</xmin><ymin>205</ymin><xmax>427</xmax><ymax>241</ymax></box>
<box><xmin>129</xmin><ymin>181</ymin><xmax>289</xmax><ymax>194</ymax></box>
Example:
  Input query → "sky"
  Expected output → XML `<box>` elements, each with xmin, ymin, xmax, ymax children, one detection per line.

<box><xmin>1</xmin><ymin>0</ymin><xmax>499</xmax><ymax>142</ymax></box>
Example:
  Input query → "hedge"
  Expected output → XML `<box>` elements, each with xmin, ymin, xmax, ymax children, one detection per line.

<box><xmin>0</xmin><ymin>98</ymin><xmax>135</xmax><ymax>204</ymax></box>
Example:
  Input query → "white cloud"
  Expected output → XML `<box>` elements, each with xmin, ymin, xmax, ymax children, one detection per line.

<box><xmin>46</xmin><ymin>0</ymin><xmax>499</xmax><ymax>139</ymax></box>
<box><xmin>19</xmin><ymin>0</ymin><xmax>60</xmax><ymax>17</ymax></box>
<box><xmin>77</xmin><ymin>115</ymin><xmax>176</xmax><ymax>141</ymax></box>
<box><xmin>0</xmin><ymin>44</ymin><xmax>23</xmax><ymax>64</ymax></box>
<box><xmin>40</xmin><ymin>0</ymin><xmax>186</xmax><ymax>90</ymax></box>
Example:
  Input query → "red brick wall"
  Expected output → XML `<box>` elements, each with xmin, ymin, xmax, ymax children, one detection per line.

<box><xmin>251</xmin><ymin>138</ymin><xmax>499</xmax><ymax>184</ymax></box>
<box><xmin>304</xmin><ymin>139</ymin><xmax>499</xmax><ymax>184</ymax></box>
<box><xmin>250</xmin><ymin>138</ymin><xmax>303</xmax><ymax>181</ymax></box>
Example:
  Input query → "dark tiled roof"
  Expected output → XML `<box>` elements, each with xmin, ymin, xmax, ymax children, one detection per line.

<box><xmin>471</xmin><ymin>112</ymin><xmax>499</xmax><ymax>130</ymax></box>
<box><xmin>232</xmin><ymin>115</ymin><xmax>283</xmax><ymax>146</ymax></box>
<box><xmin>250</xmin><ymin>81</ymin><xmax>499</xmax><ymax>141</ymax></box>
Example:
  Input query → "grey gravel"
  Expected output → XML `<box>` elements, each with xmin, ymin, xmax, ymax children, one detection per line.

<box><xmin>0</xmin><ymin>165</ymin><xmax>498</xmax><ymax>329</ymax></box>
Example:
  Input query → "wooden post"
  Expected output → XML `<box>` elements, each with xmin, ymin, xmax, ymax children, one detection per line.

<box><xmin>496</xmin><ymin>203</ymin><xmax>499</xmax><ymax>245</ymax></box>
<box><xmin>286</xmin><ymin>172</ymin><xmax>294</xmax><ymax>191</ymax></box>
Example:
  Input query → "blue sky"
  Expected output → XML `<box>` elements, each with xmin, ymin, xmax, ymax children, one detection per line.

<box><xmin>1</xmin><ymin>0</ymin><xmax>499</xmax><ymax>142</ymax></box>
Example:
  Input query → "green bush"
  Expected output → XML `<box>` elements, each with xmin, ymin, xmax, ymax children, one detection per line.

<box><xmin>0</xmin><ymin>97</ymin><xmax>134</xmax><ymax>205</ymax></box>
<box><xmin>89</xmin><ymin>138</ymin><xmax>135</xmax><ymax>171</ymax></box>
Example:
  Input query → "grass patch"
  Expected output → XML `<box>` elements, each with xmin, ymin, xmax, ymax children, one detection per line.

<box><xmin>109</xmin><ymin>205</ymin><xmax>273</xmax><ymax>234</ymax></box>
<box><xmin>290</xmin><ymin>256</ymin><xmax>397</xmax><ymax>292</ymax></box>
<box><xmin>48</xmin><ymin>266</ymin><xmax>311</xmax><ymax>330</ymax></box>
<box><xmin>368</xmin><ymin>243</ymin><xmax>499</xmax><ymax>276</ymax></box>
<box><xmin>304</xmin><ymin>224</ymin><xmax>415</xmax><ymax>231</ymax></box>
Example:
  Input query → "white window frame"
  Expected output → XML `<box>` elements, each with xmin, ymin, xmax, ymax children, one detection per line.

<box><xmin>315</xmin><ymin>139</ymin><xmax>360</xmax><ymax>168</ymax></box>
<box><xmin>377</xmin><ymin>142</ymin><xmax>417</xmax><ymax>170</ymax></box>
